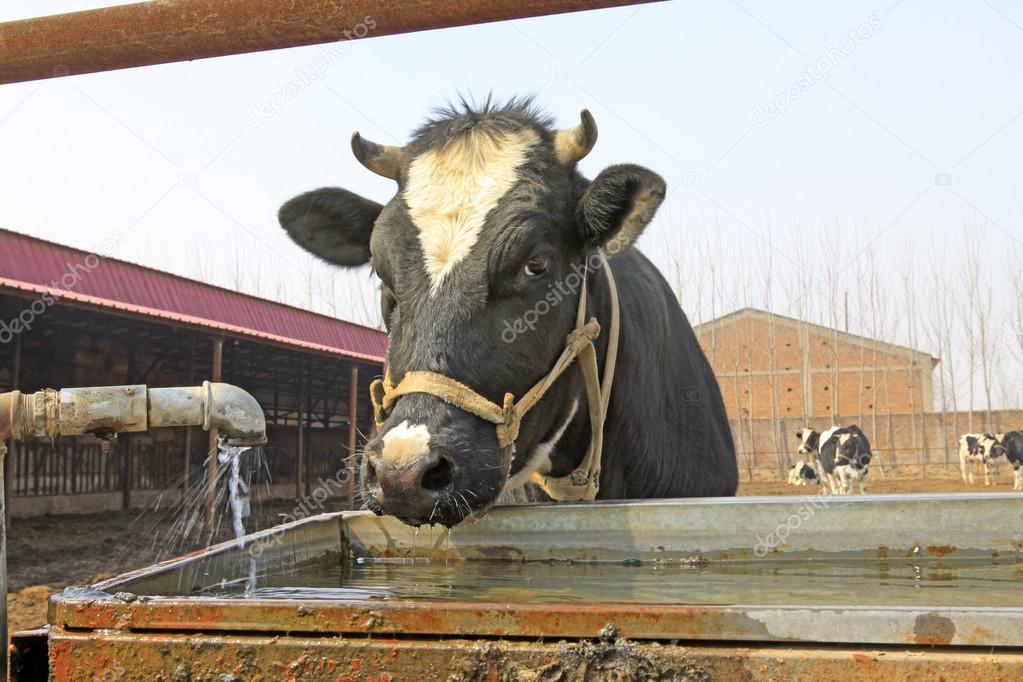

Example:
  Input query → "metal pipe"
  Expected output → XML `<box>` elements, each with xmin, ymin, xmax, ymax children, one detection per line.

<box><xmin>0</xmin><ymin>0</ymin><xmax>661</xmax><ymax>86</ymax></box>
<box><xmin>0</xmin><ymin>383</ymin><xmax>266</xmax><ymax>446</ymax></box>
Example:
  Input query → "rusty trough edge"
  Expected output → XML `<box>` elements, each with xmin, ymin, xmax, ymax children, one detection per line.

<box><xmin>44</xmin><ymin>629</ymin><xmax>1023</xmax><ymax>681</ymax></box>
<box><xmin>48</xmin><ymin>596</ymin><xmax>1023</xmax><ymax>648</ymax></box>
<box><xmin>0</xmin><ymin>0</ymin><xmax>666</xmax><ymax>87</ymax></box>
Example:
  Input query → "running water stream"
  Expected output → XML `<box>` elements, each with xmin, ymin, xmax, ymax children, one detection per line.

<box><xmin>218</xmin><ymin>439</ymin><xmax>257</xmax><ymax>596</ymax></box>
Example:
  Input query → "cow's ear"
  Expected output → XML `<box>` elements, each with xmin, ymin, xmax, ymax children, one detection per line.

<box><xmin>279</xmin><ymin>187</ymin><xmax>382</xmax><ymax>266</ymax></box>
<box><xmin>577</xmin><ymin>164</ymin><xmax>666</xmax><ymax>250</ymax></box>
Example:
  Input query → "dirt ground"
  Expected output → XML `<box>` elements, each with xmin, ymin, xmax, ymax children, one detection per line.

<box><xmin>6</xmin><ymin>497</ymin><xmax>302</xmax><ymax>634</ymax></box>
<box><xmin>6</xmin><ymin>469</ymin><xmax>1020</xmax><ymax>635</ymax></box>
<box><xmin>736</xmin><ymin>463</ymin><xmax>1022</xmax><ymax>496</ymax></box>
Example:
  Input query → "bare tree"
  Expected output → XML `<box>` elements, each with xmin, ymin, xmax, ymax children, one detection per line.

<box><xmin>1009</xmin><ymin>247</ymin><xmax>1023</xmax><ymax>407</ymax></box>
<box><xmin>924</xmin><ymin>239</ymin><xmax>953</xmax><ymax>467</ymax></box>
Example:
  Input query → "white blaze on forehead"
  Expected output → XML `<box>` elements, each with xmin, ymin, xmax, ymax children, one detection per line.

<box><xmin>380</xmin><ymin>420</ymin><xmax>431</xmax><ymax>466</ymax></box>
<box><xmin>404</xmin><ymin>128</ymin><xmax>539</xmax><ymax>294</ymax></box>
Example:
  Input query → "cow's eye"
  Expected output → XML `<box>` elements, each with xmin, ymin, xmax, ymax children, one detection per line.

<box><xmin>523</xmin><ymin>254</ymin><xmax>550</xmax><ymax>278</ymax></box>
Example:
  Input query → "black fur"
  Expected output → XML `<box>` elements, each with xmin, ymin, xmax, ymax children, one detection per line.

<box><xmin>1002</xmin><ymin>431</ymin><xmax>1023</xmax><ymax>468</ymax></box>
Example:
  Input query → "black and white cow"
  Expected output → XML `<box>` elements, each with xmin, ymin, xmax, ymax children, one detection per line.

<box><xmin>787</xmin><ymin>460</ymin><xmax>820</xmax><ymax>487</ymax></box>
<box><xmin>279</xmin><ymin>99</ymin><xmax>738</xmax><ymax>526</ymax></box>
<box><xmin>994</xmin><ymin>432</ymin><xmax>1023</xmax><ymax>491</ymax></box>
<box><xmin>958</xmin><ymin>433</ymin><xmax>1004</xmax><ymax>486</ymax></box>
<box><xmin>795</xmin><ymin>425</ymin><xmax>872</xmax><ymax>494</ymax></box>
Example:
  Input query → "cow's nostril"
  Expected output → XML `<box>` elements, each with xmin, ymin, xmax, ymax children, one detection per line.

<box><xmin>364</xmin><ymin>457</ymin><xmax>379</xmax><ymax>486</ymax></box>
<box><xmin>421</xmin><ymin>457</ymin><xmax>454</xmax><ymax>491</ymax></box>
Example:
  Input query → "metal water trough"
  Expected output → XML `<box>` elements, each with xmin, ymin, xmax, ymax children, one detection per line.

<box><xmin>19</xmin><ymin>493</ymin><xmax>1023</xmax><ymax>680</ymax></box>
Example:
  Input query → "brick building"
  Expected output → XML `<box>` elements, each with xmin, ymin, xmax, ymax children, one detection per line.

<box><xmin>694</xmin><ymin>308</ymin><xmax>938</xmax><ymax>421</ymax></box>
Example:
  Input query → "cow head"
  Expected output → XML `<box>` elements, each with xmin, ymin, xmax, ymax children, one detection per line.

<box><xmin>279</xmin><ymin>100</ymin><xmax>666</xmax><ymax>526</ymax></box>
<box><xmin>798</xmin><ymin>462</ymin><xmax>820</xmax><ymax>485</ymax></box>
<box><xmin>981</xmin><ymin>434</ymin><xmax>1008</xmax><ymax>461</ymax></box>
<box><xmin>795</xmin><ymin>428</ymin><xmax>819</xmax><ymax>455</ymax></box>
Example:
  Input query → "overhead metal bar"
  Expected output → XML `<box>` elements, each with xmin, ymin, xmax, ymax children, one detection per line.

<box><xmin>0</xmin><ymin>0</ymin><xmax>663</xmax><ymax>86</ymax></box>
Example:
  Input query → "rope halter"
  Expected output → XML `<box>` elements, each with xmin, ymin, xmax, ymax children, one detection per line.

<box><xmin>369</xmin><ymin>252</ymin><xmax>620</xmax><ymax>501</ymax></box>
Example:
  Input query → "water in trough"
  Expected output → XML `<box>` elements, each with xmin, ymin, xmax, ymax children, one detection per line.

<box><xmin>195</xmin><ymin>551</ymin><xmax>1021</xmax><ymax>608</ymax></box>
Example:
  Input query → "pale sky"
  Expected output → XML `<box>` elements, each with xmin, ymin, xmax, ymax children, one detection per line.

<box><xmin>1</xmin><ymin>1</ymin><xmax>1022</xmax><ymax>407</ymax></box>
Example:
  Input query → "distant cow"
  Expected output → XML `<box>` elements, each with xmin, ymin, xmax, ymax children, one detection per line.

<box><xmin>994</xmin><ymin>432</ymin><xmax>1023</xmax><ymax>491</ymax></box>
<box><xmin>796</xmin><ymin>426</ymin><xmax>872</xmax><ymax>494</ymax></box>
<box><xmin>787</xmin><ymin>460</ymin><xmax>820</xmax><ymax>487</ymax></box>
<box><xmin>959</xmin><ymin>433</ymin><xmax>1004</xmax><ymax>486</ymax></box>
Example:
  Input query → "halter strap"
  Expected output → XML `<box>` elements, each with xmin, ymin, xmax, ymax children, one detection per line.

<box><xmin>369</xmin><ymin>251</ymin><xmax>621</xmax><ymax>501</ymax></box>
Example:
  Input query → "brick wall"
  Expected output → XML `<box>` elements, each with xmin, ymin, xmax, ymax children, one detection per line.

<box><xmin>696</xmin><ymin>310</ymin><xmax>934</xmax><ymax>421</ymax></box>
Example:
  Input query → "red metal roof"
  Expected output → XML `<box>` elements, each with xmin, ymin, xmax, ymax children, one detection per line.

<box><xmin>0</xmin><ymin>228</ymin><xmax>387</xmax><ymax>363</ymax></box>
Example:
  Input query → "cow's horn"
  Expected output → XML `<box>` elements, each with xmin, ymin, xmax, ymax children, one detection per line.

<box><xmin>351</xmin><ymin>132</ymin><xmax>402</xmax><ymax>180</ymax></box>
<box><xmin>554</xmin><ymin>109</ymin><xmax>598</xmax><ymax>166</ymax></box>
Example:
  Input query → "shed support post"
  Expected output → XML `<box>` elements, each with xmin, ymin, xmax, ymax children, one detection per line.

<box><xmin>305</xmin><ymin>362</ymin><xmax>312</xmax><ymax>496</ymax></box>
<box><xmin>183</xmin><ymin>335</ymin><xmax>195</xmax><ymax>501</ymax></box>
<box><xmin>205</xmin><ymin>337</ymin><xmax>224</xmax><ymax>531</ymax></box>
<box><xmin>5</xmin><ymin>334</ymin><xmax>20</xmax><ymax>526</ymax></box>
<box><xmin>296</xmin><ymin>376</ymin><xmax>304</xmax><ymax>501</ymax></box>
<box><xmin>347</xmin><ymin>366</ymin><xmax>359</xmax><ymax>510</ymax></box>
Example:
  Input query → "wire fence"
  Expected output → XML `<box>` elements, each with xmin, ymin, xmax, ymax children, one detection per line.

<box><xmin>6</xmin><ymin>441</ymin><xmax>347</xmax><ymax>497</ymax></box>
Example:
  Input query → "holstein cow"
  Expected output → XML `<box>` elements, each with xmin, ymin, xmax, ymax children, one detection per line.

<box><xmin>958</xmin><ymin>433</ymin><xmax>1004</xmax><ymax>486</ymax></box>
<box><xmin>279</xmin><ymin>99</ymin><xmax>738</xmax><ymax>527</ymax></box>
<box><xmin>796</xmin><ymin>426</ymin><xmax>872</xmax><ymax>494</ymax></box>
<box><xmin>994</xmin><ymin>432</ymin><xmax>1023</xmax><ymax>491</ymax></box>
<box><xmin>787</xmin><ymin>460</ymin><xmax>820</xmax><ymax>487</ymax></box>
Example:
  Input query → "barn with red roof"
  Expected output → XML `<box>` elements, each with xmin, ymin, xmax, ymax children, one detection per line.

<box><xmin>0</xmin><ymin>227</ymin><xmax>386</xmax><ymax>516</ymax></box>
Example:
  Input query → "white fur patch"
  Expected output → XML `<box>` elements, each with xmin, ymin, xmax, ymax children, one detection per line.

<box><xmin>503</xmin><ymin>399</ymin><xmax>579</xmax><ymax>493</ymax></box>
<box><xmin>404</xmin><ymin>128</ymin><xmax>538</xmax><ymax>294</ymax></box>
<box><xmin>819</xmin><ymin>426</ymin><xmax>841</xmax><ymax>448</ymax></box>
<box><xmin>380</xmin><ymin>420</ymin><xmax>431</xmax><ymax>466</ymax></box>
